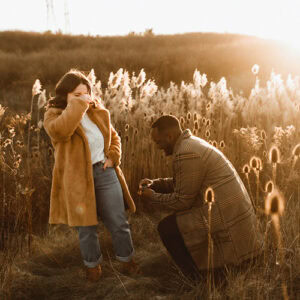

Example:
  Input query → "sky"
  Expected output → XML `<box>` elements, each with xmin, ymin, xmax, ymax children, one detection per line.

<box><xmin>1</xmin><ymin>0</ymin><xmax>300</xmax><ymax>47</ymax></box>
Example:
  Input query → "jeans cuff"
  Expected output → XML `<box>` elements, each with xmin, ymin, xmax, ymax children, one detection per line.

<box><xmin>116</xmin><ymin>249</ymin><xmax>134</xmax><ymax>262</ymax></box>
<box><xmin>83</xmin><ymin>254</ymin><xmax>103</xmax><ymax>268</ymax></box>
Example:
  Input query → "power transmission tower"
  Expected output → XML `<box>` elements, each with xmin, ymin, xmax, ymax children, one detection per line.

<box><xmin>64</xmin><ymin>0</ymin><xmax>71</xmax><ymax>34</ymax></box>
<box><xmin>45</xmin><ymin>0</ymin><xmax>50</xmax><ymax>29</ymax></box>
<box><xmin>45</xmin><ymin>0</ymin><xmax>57</xmax><ymax>32</ymax></box>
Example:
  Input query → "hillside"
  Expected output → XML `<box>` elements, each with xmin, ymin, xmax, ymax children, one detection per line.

<box><xmin>1</xmin><ymin>30</ymin><xmax>300</xmax><ymax>111</ymax></box>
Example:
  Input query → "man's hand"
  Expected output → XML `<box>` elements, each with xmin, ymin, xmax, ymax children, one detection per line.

<box><xmin>103</xmin><ymin>158</ymin><xmax>114</xmax><ymax>170</ymax></box>
<box><xmin>138</xmin><ymin>178</ymin><xmax>153</xmax><ymax>190</ymax></box>
<box><xmin>138</xmin><ymin>178</ymin><xmax>153</xmax><ymax>196</ymax></box>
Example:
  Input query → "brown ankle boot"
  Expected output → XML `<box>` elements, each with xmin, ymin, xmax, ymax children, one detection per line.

<box><xmin>86</xmin><ymin>264</ymin><xmax>102</xmax><ymax>282</ymax></box>
<box><xmin>120</xmin><ymin>259</ymin><xmax>141</xmax><ymax>275</ymax></box>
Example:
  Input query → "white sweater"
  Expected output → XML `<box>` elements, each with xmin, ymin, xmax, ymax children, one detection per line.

<box><xmin>80</xmin><ymin>113</ymin><xmax>106</xmax><ymax>164</ymax></box>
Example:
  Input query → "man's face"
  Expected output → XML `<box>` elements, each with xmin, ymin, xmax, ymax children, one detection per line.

<box><xmin>151</xmin><ymin>128</ymin><xmax>173</xmax><ymax>156</ymax></box>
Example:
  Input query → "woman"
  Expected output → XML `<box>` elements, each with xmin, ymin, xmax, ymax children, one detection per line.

<box><xmin>44</xmin><ymin>69</ymin><xmax>139</xmax><ymax>282</ymax></box>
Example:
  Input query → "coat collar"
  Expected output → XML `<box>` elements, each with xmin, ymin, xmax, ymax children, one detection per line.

<box><xmin>173</xmin><ymin>129</ymin><xmax>192</xmax><ymax>155</ymax></box>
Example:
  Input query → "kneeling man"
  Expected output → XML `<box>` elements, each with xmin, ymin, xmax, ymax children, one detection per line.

<box><xmin>139</xmin><ymin>115</ymin><xmax>262</xmax><ymax>278</ymax></box>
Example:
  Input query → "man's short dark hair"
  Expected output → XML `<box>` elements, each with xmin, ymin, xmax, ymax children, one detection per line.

<box><xmin>151</xmin><ymin>115</ymin><xmax>181</xmax><ymax>132</ymax></box>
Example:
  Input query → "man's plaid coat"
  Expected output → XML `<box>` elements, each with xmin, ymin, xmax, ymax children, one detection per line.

<box><xmin>150</xmin><ymin>129</ymin><xmax>263</xmax><ymax>270</ymax></box>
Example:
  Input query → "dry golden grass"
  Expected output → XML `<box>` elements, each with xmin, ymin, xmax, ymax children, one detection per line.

<box><xmin>2</xmin><ymin>208</ymin><xmax>299</xmax><ymax>299</ymax></box>
<box><xmin>2</xmin><ymin>30</ymin><xmax>300</xmax><ymax>112</ymax></box>
<box><xmin>1</xmin><ymin>68</ymin><xmax>300</xmax><ymax>299</ymax></box>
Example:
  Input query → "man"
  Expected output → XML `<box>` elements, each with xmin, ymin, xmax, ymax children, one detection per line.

<box><xmin>139</xmin><ymin>115</ymin><xmax>263</xmax><ymax>279</ymax></box>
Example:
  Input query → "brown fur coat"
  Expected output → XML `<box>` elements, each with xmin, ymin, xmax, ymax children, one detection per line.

<box><xmin>43</xmin><ymin>97</ymin><xmax>136</xmax><ymax>226</ymax></box>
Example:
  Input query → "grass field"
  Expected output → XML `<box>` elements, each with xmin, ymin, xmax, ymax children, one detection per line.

<box><xmin>0</xmin><ymin>31</ymin><xmax>300</xmax><ymax>299</ymax></box>
<box><xmin>1</xmin><ymin>30</ymin><xmax>300</xmax><ymax>112</ymax></box>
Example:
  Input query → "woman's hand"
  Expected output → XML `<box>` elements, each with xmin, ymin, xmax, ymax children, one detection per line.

<box><xmin>79</xmin><ymin>94</ymin><xmax>93</xmax><ymax>104</ymax></box>
<box><xmin>103</xmin><ymin>158</ymin><xmax>114</xmax><ymax>170</ymax></box>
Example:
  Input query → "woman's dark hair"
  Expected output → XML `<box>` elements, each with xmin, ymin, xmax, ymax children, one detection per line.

<box><xmin>48</xmin><ymin>69</ymin><xmax>92</xmax><ymax>109</ymax></box>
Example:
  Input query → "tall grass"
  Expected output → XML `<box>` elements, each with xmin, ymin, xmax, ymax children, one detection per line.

<box><xmin>0</xmin><ymin>67</ymin><xmax>300</xmax><ymax>298</ymax></box>
<box><xmin>1</xmin><ymin>31</ymin><xmax>300</xmax><ymax>113</ymax></box>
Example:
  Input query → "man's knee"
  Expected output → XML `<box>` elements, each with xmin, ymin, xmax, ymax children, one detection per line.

<box><xmin>157</xmin><ymin>214</ymin><xmax>176</xmax><ymax>238</ymax></box>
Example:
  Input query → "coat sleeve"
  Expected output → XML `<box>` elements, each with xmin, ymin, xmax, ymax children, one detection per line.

<box><xmin>107</xmin><ymin>124</ymin><xmax>121</xmax><ymax>166</ymax></box>
<box><xmin>149</xmin><ymin>153</ymin><xmax>204</xmax><ymax>211</ymax></box>
<box><xmin>151</xmin><ymin>178</ymin><xmax>174</xmax><ymax>193</ymax></box>
<box><xmin>44</xmin><ymin>98</ymin><xmax>89</xmax><ymax>142</ymax></box>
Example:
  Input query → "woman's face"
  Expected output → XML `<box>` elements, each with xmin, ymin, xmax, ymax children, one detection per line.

<box><xmin>67</xmin><ymin>83</ymin><xmax>90</xmax><ymax>104</ymax></box>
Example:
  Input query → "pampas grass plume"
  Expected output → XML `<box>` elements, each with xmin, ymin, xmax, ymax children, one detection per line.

<box><xmin>269</xmin><ymin>145</ymin><xmax>281</xmax><ymax>164</ymax></box>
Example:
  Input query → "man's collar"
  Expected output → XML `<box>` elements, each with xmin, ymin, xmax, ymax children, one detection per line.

<box><xmin>173</xmin><ymin>129</ymin><xmax>192</xmax><ymax>154</ymax></box>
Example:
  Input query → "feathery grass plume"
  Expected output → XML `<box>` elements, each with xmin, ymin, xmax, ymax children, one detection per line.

<box><xmin>251</xmin><ymin>64</ymin><xmax>260</xmax><ymax>75</ymax></box>
<box><xmin>193</xmin><ymin>69</ymin><xmax>202</xmax><ymax>88</ymax></box>
<box><xmin>261</xmin><ymin>130</ymin><xmax>266</xmax><ymax>140</ymax></box>
<box><xmin>204</xmin><ymin>187</ymin><xmax>215</xmax><ymax>299</ymax></box>
<box><xmin>37</xmin><ymin>90</ymin><xmax>46</xmax><ymax>109</ymax></box>
<box><xmin>141</xmin><ymin>80</ymin><xmax>158</xmax><ymax>98</ymax></box>
<box><xmin>94</xmin><ymin>80</ymin><xmax>102</xmax><ymax>98</ymax></box>
<box><xmin>260</xmin><ymin>129</ymin><xmax>268</xmax><ymax>153</ymax></box>
<box><xmin>219</xmin><ymin>140</ymin><xmax>225</xmax><ymax>149</ymax></box>
<box><xmin>265</xmin><ymin>180</ymin><xmax>274</xmax><ymax>194</ymax></box>
<box><xmin>180</xmin><ymin>116</ymin><xmax>185</xmax><ymax>127</ymax></box>
<box><xmin>108</xmin><ymin>68</ymin><xmax>123</xmax><ymax>89</ymax></box>
<box><xmin>264</xmin><ymin>188</ymin><xmax>288</xmax><ymax>300</ymax></box>
<box><xmin>242</xmin><ymin>163</ymin><xmax>256</xmax><ymax>211</ymax></box>
<box><xmin>242</xmin><ymin>164</ymin><xmax>250</xmax><ymax>175</ymax></box>
<box><xmin>194</xmin><ymin>121</ymin><xmax>199</xmax><ymax>130</ymax></box>
<box><xmin>205</xmin><ymin>129</ymin><xmax>210</xmax><ymax>139</ymax></box>
<box><xmin>269</xmin><ymin>145</ymin><xmax>280</xmax><ymax>185</ymax></box>
<box><xmin>0</xmin><ymin>104</ymin><xmax>6</xmax><ymax>122</ymax></box>
<box><xmin>193</xmin><ymin>112</ymin><xmax>198</xmax><ymax>121</ymax></box>
<box><xmin>292</xmin><ymin>143</ymin><xmax>300</xmax><ymax>157</ymax></box>
<box><xmin>291</xmin><ymin>143</ymin><xmax>300</xmax><ymax>170</ymax></box>
<box><xmin>28</xmin><ymin>79</ymin><xmax>42</xmax><ymax>153</ymax></box>
<box><xmin>27</xmin><ymin>79</ymin><xmax>42</xmax><ymax>190</ymax></box>
<box><xmin>37</xmin><ymin>89</ymin><xmax>47</xmax><ymax>150</ymax></box>
<box><xmin>37</xmin><ymin>120</ymin><xmax>43</xmax><ymax>129</ymax></box>
<box><xmin>256</xmin><ymin>157</ymin><xmax>263</xmax><ymax>171</ymax></box>
<box><xmin>201</xmin><ymin>73</ymin><xmax>208</xmax><ymax>87</ymax></box>
<box><xmin>250</xmin><ymin>156</ymin><xmax>262</xmax><ymax>207</ymax></box>
<box><xmin>265</xmin><ymin>189</ymin><xmax>284</xmax><ymax>216</ymax></box>
<box><xmin>32</xmin><ymin>79</ymin><xmax>42</xmax><ymax>97</ymax></box>
<box><xmin>136</xmin><ymin>69</ymin><xmax>146</xmax><ymax>87</ymax></box>
<box><xmin>87</xmin><ymin>68</ymin><xmax>96</xmax><ymax>86</ymax></box>
<box><xmin>250</xmin><ymin>156</ymin><xmax>258</xmax><ymax>169</ymax></box>
<box><xmin>205</xmin><ymin>187</ymin><xmax>215</xmax><ymax>204</ymax></box>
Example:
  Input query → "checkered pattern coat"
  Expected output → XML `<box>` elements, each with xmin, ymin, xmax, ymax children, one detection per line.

<box><xmin>150</xmin><ymin>129</ymin><xmax>263</xmax><ymax>270</ymax></box>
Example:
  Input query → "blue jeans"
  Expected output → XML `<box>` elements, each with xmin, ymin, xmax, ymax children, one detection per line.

<box><xmin>75</xmin><ymin>162</ymin><xmax>134</xmax><ymax>268</ymax></box>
